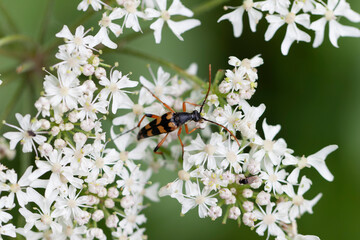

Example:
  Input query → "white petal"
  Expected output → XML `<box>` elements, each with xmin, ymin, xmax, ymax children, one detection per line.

<box><xmin>168</xmin><ymin>0</ymin><xmax>193</xmax><ymax>17</ymax></box>
<box><xmin>55</xmin><ymin>25</ymin><xmax>73</xmax><ymax>40</ymax></box>
<box><xmin>167</xmin><ymin>19</ymin><xmax>201</xmax><ymax>41</ymax></box>
<box><xmin>310</xmin><ymin>18</ymin><xmax>327</xmax><ymax>48</ymax></box>
<box><xmin>218</xmin><ymin>7</ymin><xmax>245</xmax><ymax>38</ymax></box>
<box><xmin>265</xmin><ymin>15</ymin><xmax>284</xmax><ymax>41</ymax></box>
<box><xmin>262</xmin><ymin>118</ymin><xmax>281</xmax><ymax>140</ymax></box>
<box><xmin>150</xmin><ymin>19</ymin><xmax>165</xmax><ymax>44</ymax></box>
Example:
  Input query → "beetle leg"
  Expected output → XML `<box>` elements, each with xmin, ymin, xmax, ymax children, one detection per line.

<box><xmin>182</xmin><ymin>101</ymin><xmax>201</xmax><ymax>112</ymax></box>
<box><xmin>177</xmin><ymin>126</ymin><xmax>184</xmax><ymax>159</ymax></box>
<box><xmin>142</xmin><ymin>86</ymin><xmax>175</xmax><ymax>113</ymax></box>
<box><xmin>153</xmin><ymin>133</ymin><xmax>169</xmax><ymax>155</ymax></box>
<box><xmin>185</xmin><ymin>123</ymin><xmax>200</xmax><ymax>134</ymax></box>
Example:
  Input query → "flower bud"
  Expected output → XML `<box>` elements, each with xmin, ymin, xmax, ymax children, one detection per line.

<box><xmin>219</xmin><ymin>80</ymin><xmax>232</xmax><ymax>94</ymax></box>
<box><xmin>228</xmin><ymin>206</ymin><xmax>241</xmax><ymax>220</ymax></box>
<box><xmin>208</xmin><ymin>206</ymin><xmax>222</xmax><ymax>220</ymax></box>
<box><xmin>106</xmin><ymin>214</ymin><xmax>119</xmax><ymax>228</ymax></box>
<box><xmin>39</xmin><ymin>119</ymin><xmax>50</xmax><ymax>130</ymax></box>
<box><xmin>249</xmin><ymin>176</ymin><xmax>262</xmax><ymax>189</ymax></box>
<box><xmin>81</xmin><ymin>119</ymin><xmax>95</xmax><ymax>132</ymax></box>
<box><xmin>242</xmin><ymin>189</ymin><xmax>253</xmax><ymax>198</ymax></box>
<box><xmin>243</xmin><ymin>201</ymin><xmax>254</xmax><ymax>212</ymax></box>
<box><xmin>73</xmin><ymin>132</ymin><xmax>87</xmax><ymax>145</ymax></box>
<box><xmin>219</xmin><ymin>188</ymin><xmax>232</xmax><ymax>200</ymax></box>
<box><xmin>54</xmin><ymin>139</ymin><xmax>66</xmax><ymax>149</ymax></box>
<box><xmin>243</xmin><ymin>212</ymin><xmax>255</xmax><ymax>227</ymax></box>
<box><xmin>68</xmin><ymin>111</ymin><xmax>79</xmax><ymax>123</ymax></box>
<box><xmin>92</xmin><ymin>210</ymin><xmax>104</xmax><ymax>222</ymax></box>
<box><xmin>227</xmin><ymin>92</ymin><xmax>240</xmax><ymax>106</ymax></box>
<box><xmin>51</xmin><ymin>126</ymin><xmax>60</xmax><ymax>136</ymax></box>
<box><xmin>225</xmin><ymin>195</ymin><xmax>236</xmax><ymax>205</ymax></box>
<box><xmin>82</xmin><ymin>80</ymin><xmax>97</xmax><ymax>94</ymax></box>
<box><xmin>95</xmin><ymin>67</ymin><xmax>106</xmax><ymax>79</ymax></box>
<box><xmin>256</xmin><ymin>191</ymin><xmax>271</xmax><ymax>205</ymax></box>
<box><xmin>108</xmin><ymin>187</ymin><xmax>119</xmax><ymax>198</ymax></box>
<box><xmin>247</xmin><ymin>160</ymin><xmax>260</xmax><ymax>175</ymax></box>
<box><xmin>38</xmin><ymin>143</ymin><xmax>53</xmax><ymax>157</ymax></box>
<box><xmin>97</xmin><ymin>187</ymin><xmax>107</xmax><ymax>198</ymax></box>
<box><xmin>121</xmin><ymin>195</ymin><xmax>135</xmax><ymax>209</ymax></box>
<box><xmin>83</xmin><ymin>64</ymin><xmax>95</xmax><ymax>76</ymax></box>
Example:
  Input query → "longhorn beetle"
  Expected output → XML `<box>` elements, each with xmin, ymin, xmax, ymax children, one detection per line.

<box><xmin>119</xmin><ymin>65</ymin><xmax>240</xmax><ymax>158</ymax></box>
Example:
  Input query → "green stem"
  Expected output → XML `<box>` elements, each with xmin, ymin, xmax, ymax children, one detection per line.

<box><xmin>38</xmin><ymin>0</ymin><xmax>55</xmax><ymax>44</ymax></box>
<box><xmin>0</xmin><ymin>34</ymin><xmax>34</xmax><ymax>48</ymax></box>
<box><xmin>120</xmin><ymin>47</ymin><xmax>206</xmax><ymax>88</ymax></box>
<box><xmin>0</xmin><ymin>48</ymin><xmax>24</xmax><ymax>59</ymax></box>
<box><xmin>0</xmin><ymin>79</ymin><xmax>25</xmax><ymax>130</ymax></box>
<box><xmin>0</xmin><ymin>3</ymin><xmax>19</xmax><ymax>34</ymax></box>
<box><xmin>192</xmin><ymin>0</ymin><xmax>230</xmax><ymax>15</ymax></box>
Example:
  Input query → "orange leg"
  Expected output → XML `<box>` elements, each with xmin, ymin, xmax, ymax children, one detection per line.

<box><xmin>153</xmin><ymin>133</ymin><xmax>169</xmax><ymax>154</ymax></box>
<box><xmin>185</xmin><ymin>124</ymin><xmax>200</xmax><ymax>134</ymax></box>
<box><xmin>142</xmin><ymin>85</ymin><xmax>175</xmax><ymax>113</ymax></box>
<box><xmin>182</xmin><ymin>101</ymin><xmax>201</xmax><ymax>112</ymax></box>
<box><xmin>177</xmin><ymin>126</ymin><xmax>184</xmax><ymax>159</ymax></box>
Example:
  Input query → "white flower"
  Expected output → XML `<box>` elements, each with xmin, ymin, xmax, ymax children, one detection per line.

<box><xmin>180</xmin><ymin>182</ymin><xmax>218</xmax><ymax>218</ymax></box>
<box><xmin>283</xmin><ymin>145</ymin><xmax>338</xmax><ymax>182</ymax></box>
<box><xmin>56</xmin><ymin>25</ymin><xmax>96</xmax><ymax>54</ymax></box>
<box><xmin>99</xmin><ymin>69</ymin><xmax>138</xmax><ymax>114</ymax></box>
<box><xmin>218</xmin><ymin>138</ymin><xmax>248</xmax><ymax>173</ymax></box>
<box><xmin>19</xmin><ymin>188</ymin><xmax>62</xmax><ymax>233</ymax></box>
<box><xmin>54</xmin><ymin>47</ymin><xmax>89</xmax><ymax>75</ymax></box>
<box><xmin>118</xmin><ymin>206</ymin><xmax>147</xmax><ymax>235</ymax></box>
<box><xmin>0</xmin><ymin>223</ymin><xmax>16</xmax><ymax>238</ymax></box>
<box><xmin>253</xmin><ymin>118</ymin><xmax>292</xmax><ymax>166</ymax></box>
<box><xmin>260</xmin><ymin>164</ymin><xmax>287</xmax><ymax>195</ymax></box>
<box><xmin>77</xmin><ymin>0</ymin><xmax>106</xmax><ymax>11</ymax></box>
<box><xmin>0</xmin><ymin>167</ymin><xmax>33</xmax><ymax>207</ymax></box>
<box><xmin>253</xmin><ymin>202</ymin><xmax>291</xmax><ymax>239</ymax></box>
<box><xmin>146</xmin><ymin>0</ymin><xmax>201</xmax><ymax>43</ymax></box>
<box><xmin>265</xmin><ymin>2</ymin><xmax>311</xmax><ymax>55</ymax></box>
<box><xmin>236</xmin><ymin>100</ymin><xmax>265</xmax><ymax>139</ymax></box>
<box><xmin>29</xmin><ymin>150</ymin><xmax>83</xmax><ymax>198</ymax></box>
<box><xmin>256</xmin><ymin>0</ymin><xmax>290</xmax><ymax>14</ymax></box>
<box><xmin>139</xmin><ymin>66</ymin><xmax>174</xmax><ymax>105</ymax></box>
<box><xmin>94</xmin><ymin>8</ymin><xmax>126</xmax><ymax>49</ymax></box>
<box><xmin>283</xmin><ymin>176</ymin><xmax>322</xmax><ymax>221</ymax></box>
<box><xmin>53</xmin><ymin>186</ymin><xmax>89</xmax><ymax>221</ymax></box>
<box><xmin>218</xmin><ymin>0</ymin><xmax>263</xmax><ymax>38</ymax></box>
<box><xmin>77</xmin><ymin>93</ymin><xmax>108</xmax><ymax>120</ymax></box>
<box><xmin>43</xmin><ymin>72</ymin><xmax>83</xmax><ymax>110</ymax></box>
<box><xmin>122</xmin><ymin>0</ymin><xmax>146</xmax><ymax>32</ymax></box>
<box><xmin>310</xmin><ymin>0</ymin><xmax>360</xmax><ymax>48</ymax></box>
<box><xmin>215</xmin><ymin>104</ymin><xmax>243</xmax><ymax>133</ymax></box>
<box><xmin>3</xmin><ymin>113</ymin><xmax>46</xmax><ymax>154</ymax></box>
<box><xmin>184</xmin><ymin>133</ymin><xmax>223</xmax><ymax>170</ymax></box>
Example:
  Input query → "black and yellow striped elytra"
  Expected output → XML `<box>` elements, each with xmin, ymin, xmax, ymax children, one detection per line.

<box><xmin>137</xmin><ymin>111</ymin><xmax>201</xmax><ymax>140</ymax></box>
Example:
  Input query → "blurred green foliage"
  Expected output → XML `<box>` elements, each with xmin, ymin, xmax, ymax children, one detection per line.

<box><xmin>0</xmin><ymin>0</ymin><xmax>359</xmax><ymax>239</ymax></box>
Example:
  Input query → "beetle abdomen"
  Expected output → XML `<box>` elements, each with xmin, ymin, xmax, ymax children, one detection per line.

<box><xmin>137</xmin><ymin>112</ymin><xmax>178</xmax><ymax>140</ymax></box>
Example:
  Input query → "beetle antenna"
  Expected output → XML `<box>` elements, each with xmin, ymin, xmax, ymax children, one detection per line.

<box><xmin>199</xmin><ymin>64</ymin><xmax>212</xmax><ymax>114</ymax></box>
<box><xmin>201</xmin><ymin>117</ymin><xmax>241</xmax><ymax>147</ymax></box>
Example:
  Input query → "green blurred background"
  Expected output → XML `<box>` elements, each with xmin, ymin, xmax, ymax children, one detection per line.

<box><xmin>0</xmin><ymin>0</ymin><xmax>359</xmax><ymax>239</ymax></box>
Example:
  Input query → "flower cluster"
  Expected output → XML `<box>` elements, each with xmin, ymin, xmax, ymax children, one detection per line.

<box><xmin>0</xmin><ymin>1</ymin><xmax>343</xmax><ymax>239</ymax></box>
<box><xmin>218</xmin><ymin>0</ymin><xmax>360</xmax><ymax>55</ymax></box>
<box><xmin>158</xmin><ymin>55</ymin><xmax>337</xmax><ymax>240</ymax></box>
<box><xmin>77</xmin><ymin>0</ymin><xmax>201</xmax><ymax>47</ymax></box>
<box><xmin>1</xmin><ymin>23</ymin><xmax>162</xmax><ymax>239</ymax></box>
